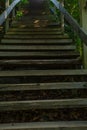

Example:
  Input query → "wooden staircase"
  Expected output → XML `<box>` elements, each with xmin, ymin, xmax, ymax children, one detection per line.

<box><xmin>0</xmin><ymin>3</ymin><xmax>87</xmax><ymax>130</ymax></box>
<box><xmin>0</xmin><ymin>27</ymin><xmax>81</xmax><ymax>70</ymax></box>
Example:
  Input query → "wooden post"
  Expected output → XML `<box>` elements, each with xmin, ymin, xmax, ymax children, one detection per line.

<box><xmin>79</xmin><ymin>0</ymin><xmax>87</xmax><ymax>68</ymax></box>
<box><xmin>5</xmin><ymin>0</ymin><xmax>9</xmax><ymax>32</ymax></box>
<box><xmin>12</xmin><ymin>7</ymin><xmax>16</xmax><ymax>18</ymax></box>
<box><xmin>60</xmin><ymin>0</ymin><xmax>64</xmax><ymax>33</ymax></box>
<box><xmin>53</xmin><ymin>2</ymin><xmax>57</xmax><ymax>21</ymax></box>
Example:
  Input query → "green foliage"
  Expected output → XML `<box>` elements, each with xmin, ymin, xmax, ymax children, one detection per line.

<box><xmin>76</xmin><ymin>37</ymin><xmax>82</xmax><ymax>56</ymax></box>
<box><xmin>64</xmin><ymin>0</ymin><xmax>80</xmax><ymax>22</ymax></box>
<box><xmin>0</xmin><ymin>0</ymin><xmax>5</xmax><ymax>14</ymax></box>
<box><xmin>21</xmin><ymin>0</ymin><xmax>29</xmax><ymax>4</ymax></box>
<box><xmin>64</xmin><ymin>0</ymin><xmax>82</xmax><ymax>54</ymax></box>
<box><xmin>16</xmin><ymin>0</ymin><xmax>29</xmax><ymax>19</ymax></box>
<box><xmin>16</xmin><ymin>10</ymin><xmax>23</xmax><ymax>19</ymax></box>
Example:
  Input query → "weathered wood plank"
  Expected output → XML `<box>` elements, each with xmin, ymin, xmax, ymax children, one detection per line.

<box><xmin>0</xmin><ymin>82</ymin><xmax>86</xmax><ymax>91</ymax></box>
<box><xmin>0</xmin><ymin>52</ymin><xmax>79</xmax><ymax>58</ymax></box>
<box><xmin>9</xmin><ymin>27</ymin><xmax>61</xmax><ymax>32</ymax></box>
<box><xmin>6</xmin><ymin>31</ymin><xmax>63</xmax><ymax>35</ymax></box>
<box><xmin>4</xmin><ymin>34</ymin><xmax>69</xmax><ymax>39</ymax></box>
<box><xmin>0</xmin><ymin>121</ymin><xmax>87</xmax><ymax>130</ymax></box>
<box><xmin>0</xmin><ymin>59</ymin><xmax>81</xmax><ymax>65</ymax></box>
<box><xmin>1</xmin><ymin>39</ymin><xmax>72</xmax><ymax>44</ymax></box>
<box><xmin>0</xmin><ymin>98</ymin><xmax>87</xmax><ymax>111</ymax></box>
<box><xmin>0</xmin><ymin>45</ymin><xmax>75</xmax><ymax>51</ymax></box>
<box><xmin>0</xmin><ymin>69</ymin><xmax>87</xmax><ymax>77</ymax></box>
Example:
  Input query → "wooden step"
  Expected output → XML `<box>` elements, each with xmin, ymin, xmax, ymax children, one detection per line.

<box><xmin>0</xmin><ymin>51</ymin><xmax>79</xmax><ymax>59</ymax></box>
<box><xmin>0</xmin><ymin>98</ymin><xmax>87</xmax><ymax>111</ymax></box>
<box><xmin>0</xmin><ymin>82</ymin><xmax>86</xmax><ymax>91</ymax></box>
<box><xmin>0</xmin><ymin>69</ymin><xmax>86</xmax><ymax>83</ymax></box>
<box><xmin>0</xmin><ymin>59</ymin><xmax>81</xmax><ymax>70</ymax></box>
<box><xmin>0</xmin><ymin>69</ymin><xmax>86</xmax><ymax>77</ymax></box>
<box><xmin>0</xmin><ymin>121</ymin><xmax>87</xmax><ymax>130</ymax></box>
<box><xmin>0</xmin><ymin>59</ymin><xmax>81</xmax><ymax>65</ymax></box>
<box><xmin>11</xmin><ymin>22</ymin><xmax>60</xmax><ymax>28</ymax></box>
<box><xmin>4</xmin><ymin>34</ymin><xmax>69</xmax><ymax>39</ymax></box>
<box><xmin>6</xmin><ymin>31</ymin><xmax>63</xmax><ymax>35</ymax></box>
<box><xmin>9</xmin><ymin>27</ymin><xmax>62</xmax><ymax>32</ymax></box>
<box><xmin>1</xmin><ymin>39</ymin><xmax>73</xmax><ymax>44</ymax></box>
<box><xmin>0</xmin><ymin>45</ymin><xmax>76</xmax><ymax>51</ymax></box>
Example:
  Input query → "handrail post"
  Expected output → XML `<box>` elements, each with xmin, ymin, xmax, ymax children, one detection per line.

<box><xmin>12</xmin><ymin>5</ymin><xmax>16</xmax><ymax>18</ymax></box>
<box><xmin>60</xmin><ymin>0</ymin><xmax>64</xmax><ymax>33</ymax></box>
<box><xmin>5</xmin><ymin>0</ymin><xmax>9</xmax><ymax>32</ymax></box>
<box><xmin>12</xmin><ymin>5</ymin><xmax>16</xmax><ymax>24</ymax></box>
<box><xmin>53</xmin><ymin>2</ymin><xmax>57</xmax><ymax>21</ymax></box>
<box><xmin>79</xmin><ymin>0</ymin><xmax>87</xmax><ymax>68</ymax></box>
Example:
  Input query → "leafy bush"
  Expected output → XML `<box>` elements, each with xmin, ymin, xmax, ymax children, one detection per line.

<box><xmin>64</xmin><ymin>1</ymin><xmax>81</xmax><ymax>54</ymax></box>
<box><xmin>21</xmin><ymin>0</ymin><xmax>29</xmax><ymax>4</ymax></box>
<box><xmin>64</xmin><ymin>0</ymin><xmax>80</xmax><ymax>22</ymax></box>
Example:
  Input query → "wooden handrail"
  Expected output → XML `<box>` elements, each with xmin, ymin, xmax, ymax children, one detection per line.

<box><xmin>0</xmin><ymin>0</ymin><xmax>21</xmax><ymax>25</ymax></box>
<box><xmin>50</xmin><ymin>0</ymin><xmax>87</xmax><ymax>46</ymax></box>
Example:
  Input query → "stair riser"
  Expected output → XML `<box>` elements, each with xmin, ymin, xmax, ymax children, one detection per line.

<box><xmin>0</xmin><ymin>108</ymin><xmax>87</xmax><ymax>123</ymax></box>
<box><xmin>0</xmin><ymin>75</ymin><xmax>86</xmax><ymax>84</ymax></box>
<box><xmin>0</xmin><ymin>62</ymin><xmax>81</xmax><ymax>70</ymax></box>
<box><xmin>0</xmin><ymin>65</ymin><xmax>81</xmax><ymax>70</ymax></box>
<box><xmin>0</xmin><ymin>56</ymin><xmax>79</xmax><ymax>60</ymax></box>
<box><xmin>0</xmin><ymin>89</ymin><xmax>87</xmax><ymax>101</ymax></box>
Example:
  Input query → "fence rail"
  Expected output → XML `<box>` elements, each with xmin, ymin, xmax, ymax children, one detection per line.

<box><xmin>0</xmin><ymin>0</ymin><xmax>20</xmax><ymax>25</ymax></box>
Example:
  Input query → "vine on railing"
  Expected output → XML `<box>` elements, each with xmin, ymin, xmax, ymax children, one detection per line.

<box><xmin>50</xmin><ymin>0</ymin><xmax>87</xmax><ymax>46</ymax></box>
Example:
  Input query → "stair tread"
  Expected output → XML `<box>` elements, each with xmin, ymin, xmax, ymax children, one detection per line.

<box><xmin>0</xmin><ymin>59</ymin><xmax>80</xmax><ymax>64</ymax></box>
<box><xmin>0</xmin><ymin>69</ymin><xmax>86</xmax><ymax>77</ymax></box>
<box><xmin>9</xmin><ymin>27</ymin><xmax>62</xmax><ymax>31</ymax></box>
<box><xmin>4</xmin><ymin>34</ymin><xmax>69</xmax><ymax>39</ymax></box>
<box><xmin>0</xmin><ymin>98</ymin><xmax>87</xmax><ymax>111</ymax></box>
<box><xmin>0</xmin><ymin>51</ymin><xmax>79</xmax><ymax>58</ymax></box>
<box><xmin>0</xmin><ymin>45</ymin><xmax>75</xmax><ymax>50</ymax></box>
<box><xmin>1</xmin><ymin>39</ymin><xmax>72</xmax><ymax>44</ymax></box>
<box><xmin>0</xmin><ymin>82</ymin><xmax>86</xmax><ymax>91</ymax></box>
<box><xmin>0</xmin><ymin>121</ymin><xmax>87</xmax><ymax>130</ymax></box>
<box><xmin>6</xmin><ymin>32</ymin><xmax>63</xmax><ymax>35</ymax></box>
